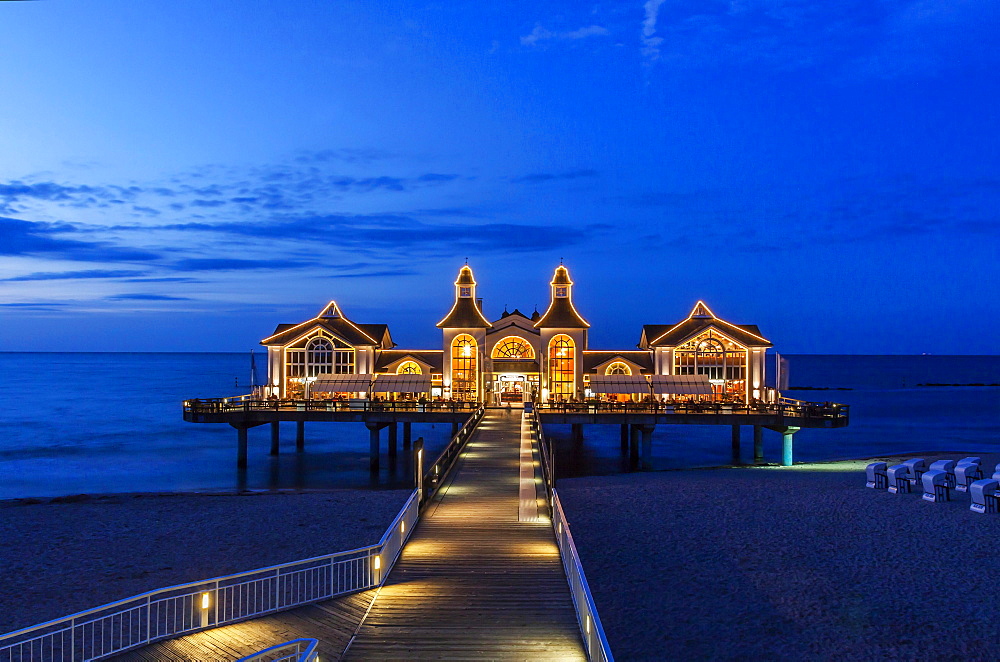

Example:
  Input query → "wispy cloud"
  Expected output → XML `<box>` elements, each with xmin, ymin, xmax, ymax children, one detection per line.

<box><xmin>521</xmin><ymin>24</ymin><xmax>609</xmax><ymax>46</ymax></box>
<box><xmin>641</xmin><ymin>0</ymin><xmax>667</xmax><ymax>62</ymax></box>
<box><xmin>511</xmin><ymin>169</ymin><xmax>599</xmax><ymax>184</ymax></box>
<box><xmin>106</xmin><ymin>293</ymin><xmax>191</xmax><ymax>301</ymax></box>
<box><xmin>0</xmin><ymin>217</ymin><xmax>161</xmax><ymax>262</ymax></box>
<box><xmin>0</xmin><ymin>269</ymin><xmax>148</xmax><ymax>282</ymax></box>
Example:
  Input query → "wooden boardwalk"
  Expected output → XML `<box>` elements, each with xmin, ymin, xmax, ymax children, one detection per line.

<box><xmin>111</xmin><ymin>408</ymin><xmax>585</xmax><ymax>661</ymax></box>
<box><xmin>343</xmin><ymin>409</ymin><xmax>585</xmax><ymax>660</ymax></box>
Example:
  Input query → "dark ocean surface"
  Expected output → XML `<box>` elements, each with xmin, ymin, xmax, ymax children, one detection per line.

<box><xmin>0</xmin><ymin>353</ymin><xmax>997</xmax><ymax>498</ymax></box>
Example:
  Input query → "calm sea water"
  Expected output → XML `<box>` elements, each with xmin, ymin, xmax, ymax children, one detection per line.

<box><xmin>0</xmin><ymin>353</ymin><xmax>997</xmax><ymax>498</ymax></box>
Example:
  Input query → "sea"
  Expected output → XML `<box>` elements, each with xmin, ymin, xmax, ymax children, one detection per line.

<box><xmin>0</xmin><ymin>353</ymin><xmax>997</xmax><ymax>499</ymax></box>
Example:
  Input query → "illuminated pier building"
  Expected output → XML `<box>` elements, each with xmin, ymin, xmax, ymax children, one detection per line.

<box><xmin>259</xmin><ymin>264</ymin><xmax>775</xmax><ymax>405</ymax></box>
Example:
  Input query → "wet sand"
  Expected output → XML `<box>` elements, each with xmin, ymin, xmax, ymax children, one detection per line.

<box><xmin>0</xmin><ymin>489</ymin><xmax>410</xmax><ymax>635</ymax></box>
<box><xmin>558</xmin><ymin>453</ymin><xmax>1000</xmax><ymax>661</ymax></box>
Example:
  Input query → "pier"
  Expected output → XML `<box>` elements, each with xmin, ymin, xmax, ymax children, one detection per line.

<box><xmin>107</xmin><ymin>409</ymin><xmax>585</xmax><ymax>661</ymax></box>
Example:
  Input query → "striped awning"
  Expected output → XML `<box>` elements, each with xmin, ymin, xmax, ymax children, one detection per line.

<box><xmin>589</xmin><ymin>374</ymin><xmax>651</xmax><ymax>394</ymax></box>
<box><xmin>372</xmin><ymin>374</ymin><xmax>432</xmax><ymax>393</ymax></box>
<box><xmin>650</xmin><ymin>374</ymin><xmax>714</xmax><ymax>395</ymax></box>
<box><xmin>310</xmin><ymin>374</ymin><xmax>374</xmax><ymax>393</ymax></box>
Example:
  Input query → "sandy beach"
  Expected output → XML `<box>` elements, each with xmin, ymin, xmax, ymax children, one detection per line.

<box><xmin>0</xmin><ymin>489</ymin><xmax>410</xmax><ymax>636</ymax></box>
<box><xmin>558</xmin><ymin>453</ymin><xmax>1000</xmax><ymax>661</ymax></box>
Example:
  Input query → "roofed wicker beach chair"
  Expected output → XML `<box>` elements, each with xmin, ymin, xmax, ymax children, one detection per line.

<box><xmin>902</xmin><ymin>458</ymin><xmax>926</xmax><ymax>487</ymax></box>
<box><xmin>993</xmin><ymin>463</ymin><xmax>1000</xmax><ymax>482</ymax></box>
<box><xmin>921</xmin><ymin>470</ymin><xmax>951</xmax><ymax>503</ymax></box>
<box><xmin>928</xmin><ymin>460</ymin><xmax>957</xmax><ymax>489</ymax></box>
<box><xmin>887</xmin><ymin>464</ymin><xmax>911</xmax><ymax>494</ymax></box>
<box><xmin>969</xmin><ymin>479</ymin><xmax>999</xmax><ymax>514</ymax></box>
<box><xmin>954</xmin><ymin>457</ymin><xmax>984</xmax><ymax>492</ymax></box>
<box><xmin>865</xmin><ymin>462</ymin><xmax>888</xmax><ymax>489</ymax></box>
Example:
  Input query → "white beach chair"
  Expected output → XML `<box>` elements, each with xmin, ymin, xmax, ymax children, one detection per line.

<box><xmin>902</xmin><ymin>458</ymin><xmax>926</xmax><ymax>487</ymax></box>
<box><xmin>887</xmin><ymin>464</ymin><xmax>911</xmax><ymax>494</ymax></box>
<box><xmin>865</xmin><ymin>462</ymin><xmax>889</xmax><ymax>489</ymax></box>
<box><xmin>969</xmin><ymin>479</ymin><xmax>999</xmax><ymax>514</ymax></box>
<box><xmin>921</xmin><ymin>470</ymin><xmax>950</xmax><ymax>503</ymax></box>
<box><xmin>954</xmin><ymin>458</ymin><xmax>983</xmax><ymax>492</ymax></box>
<box><xmin>928</xmin><ymin>460</ymin><xmax>957</xmax><ymax>489</ymax></box>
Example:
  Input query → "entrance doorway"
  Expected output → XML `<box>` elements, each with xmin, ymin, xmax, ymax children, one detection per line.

<box><xmin>494</xmin><ymin>374</ymin><xmax>536</xmax><ymax>405</ymax></box>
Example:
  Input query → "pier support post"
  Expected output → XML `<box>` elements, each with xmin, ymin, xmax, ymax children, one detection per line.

<box><xmin>620</xmin><ymin>424</ymin><xmax>629</xmax><ymax>453</ymax></box>
<box><xmin>731</xmin><ymin>425</ymin><xmax>741</xmax><ymax>464</ymax></box>
<box><xmin>451</xmin><ymin>422</ymin><xmax>459</xmax><ymax>437</ymax></box>
<box><xmin>413</xmin><ymin>437</ymin><xmax>424</xmax><ymax>500</ymax></box>
<box><xmin>236</xmin><ymin>426</ymin><xmax>248</xmax><ymax>469</ymax></box>
<box><xmin>270</xmin><ymin>421</ymin><xmax>280</xmax><ymax>456</ymax></box>
<box><xmin>296</xmin><ymin>421</ymin><xmax>305</xmax><ymax>452</ymax></box>
<box><xmin>571</xmin><ymin>423</ymin><xmax>584</xmax><ymax>442</ymax></box>
<box><xmin>782</xmin><ymin>427</ymin><xmax>800</xmax><ymax>467</ymax></box>
<box><xmin>366</xmin><ymin>423</ymin><xmax>383</xmax><ymax>472</ymax></box>
<box><xmin>629</xmin><ymin>425</ymin><xmax>640</xmax><ymax>463</ymax></box>
<box><xmin>403</xmin><ymin>422</ymin><xmax>412</xmax><ymax>448</ymax></box>
<box><xmin>640</xmin><ymin>425</ymin><xmax>655</xmax><ymax>470</ymax></box>
<box><xmin>753</xmin><ymin>426</ymin><xmax>764</xmax><ymax>464</ymax></box>
<box><xmin>388</xmin><ymin>423</ymin><xmax>398</xmax><ymax>458</ymax></box>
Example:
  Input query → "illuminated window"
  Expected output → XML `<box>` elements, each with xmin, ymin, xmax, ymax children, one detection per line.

<box><xmin>555</xmin><ymin>286</ymin><xmax>567</xmax><ymax>297</ymax></box>
<box><xmin>397</xmin><ymin>361</ymin><xmax>421</xmax><ymax>374</ymax></box>
<box><xmin>460</xmin><ymin>286</ymin><xmax>471</xmax><ymax>297</ymax></box>
<box><xmin>307</xmin><ymin>338</ymin><xmax>333</xmax><ymax>377</ymax></box>
<box><xmin>674</xmin><ymin>330</ymin><xmax>746</xmax><ymax>398</ymax></box>
<box><xmin>606</xmin><ymin>361</ymin><xmax>631</xmax><ymax>375</ymax></box>
<box><xmin>491</xmin><ymin>337</ymin><xmax>534</xmax><ymax>359</ymax></box>
<box><xmin>451</xmin><ymin>334</ymin><xmax>478</xmax><ymax>400</ymax></box>
<box><xmin>286</xmin><ymin>350</ymin><xmax>305</xmax><ymax>378</ymax></box>
<box><xmin>548</xmin><ymin>335</ymin><xmax>575</xmax><ymax>399</ymax></box>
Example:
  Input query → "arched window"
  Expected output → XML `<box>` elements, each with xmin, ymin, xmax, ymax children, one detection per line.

<box><xmin>397</xmin><ymin>361</ymin><xmax>421</xmax><ymax>374</ymax></box>
<box><xmin>548</xmin><ymin>335</ymin><xmax>575</xmax><ymax>399</ymax></box>
<box><xmin>606</xmin><ymin>361</ymin><xmax>631</xmax><ymax>375</ymax></box>
<box><xmin>307</xmin><ymin>337</ymin><xmax>333</xmax><ymax>377</ymax></box>
<box><xmin>451</xmin><ymin>335</ymin><xmax>478</xmax><ymax>400</ymax></box>
<box><xmin>674</xmin><ymin>330</ymin><xmax>746</xmax><ymax>399</ymax></box>
<box><xmin>492</xmin><ymin>336</ymin><xmax>534</xmax><ymax>359</ymax></box>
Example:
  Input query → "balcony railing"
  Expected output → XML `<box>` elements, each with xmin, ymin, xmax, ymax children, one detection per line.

<box><xmin>537</xmin><ymin>400</ymin><xmax>848</xmax><ymax>420</ymax></box>
<box><xmin>184</xmin><ymin>397</ymin><xmax>481</xmax><ymax>416</ymax></box>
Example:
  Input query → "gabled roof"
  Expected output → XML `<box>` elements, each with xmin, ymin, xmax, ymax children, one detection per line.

<box><xmin>640</xmin><ymin>301</ymin><xmax>771</xmax><ymax>348</ymax></box>
<box><xmin>487</xmin><ymin>310</ymin><xmax>540</xmax><ymax>336</ymax></box>
<box><xmin>375</xmin><ymin>349</ymin><xmax>443</xmax><ymax>373</ymax></box>
<box><xmin>535</xmin><ymin>298</ymin><xmax>589</xmax><ymax>329</ymax></box>
<box><xmin>260</xmin><ymin>300</ymin><xmax>390</xmax><ymax>347</ymax></box>
<box><xmin>583</xmin><ymin>351</ymin><xmax>654</xmax><ymax>373</ymax></box>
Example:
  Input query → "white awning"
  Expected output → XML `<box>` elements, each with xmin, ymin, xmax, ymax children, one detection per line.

<box><xmin>311</xmin><ymin>374</ymin><xmax>374</xmax><ymax>393</ymax></box>
<box><xmin>650</xmin><ymin>374</ymin><xmax>714</xmax><ymax>395</ymax></box>
<box><xmin>372</xmin><ymin>374</ymin><xmax>432</xmax><ymax>393</ymax></box>
<box><xmin>589</xmin><ymin>374</ymin><xmax>651</xmax><ymax>394</ymax></box>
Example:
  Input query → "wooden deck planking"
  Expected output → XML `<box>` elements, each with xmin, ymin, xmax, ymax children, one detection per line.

<box><xmin>108</xmin><ymin>589</ymin><xmax>376</xmax><ymax>662</ymax></box>
<box><xmin>343</xmin><ymin>409</ymin><xmax>586</xmax><ymax>661</ymax></box>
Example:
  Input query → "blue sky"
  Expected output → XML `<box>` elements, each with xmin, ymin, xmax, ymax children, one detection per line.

<box><xmin>1</xmin><ymin>0</ymin><xmax>997</xmax><ymax>353</ymax></box>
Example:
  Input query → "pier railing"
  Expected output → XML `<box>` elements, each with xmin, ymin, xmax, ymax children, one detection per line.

<box><xmin>537</xmin><ymin>399</ymin><xmax>848</xmax><ymax>421</ymax></box>
<box><xmin>236</xmin><ymin>638</ymin><xmax>318</xmax><ymax>662</ymax></box>
<box><xmin>528</xmin><ymin>409</ymin><xmax>613</xmax><ymax>662</ymax></box>
<box><xmin>184</xmin><ymin>397</ymin><xmax>480</xmax><ymax>415</ymax></box>
<box><xmin>0</xmin><ymin>492</ymin><xmax>420</xmax><ymax>662</ymax></box>
<box><xmin>421</xmin><ymin>404</ymin><xmax>486</xmax><ymax>504</ymax></box>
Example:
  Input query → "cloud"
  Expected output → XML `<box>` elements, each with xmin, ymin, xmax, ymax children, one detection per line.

<box><xmin>0</xmin><ymin>269</ymin><xmax>148</xmax><ymax>282</ymax></box>
<box><xmin>167</xmin><ymin>258</ymin><xmax>316</xmax><ymax>271</ymax></box>
<box><xmin>641</xmin><ymin>0</ymin><xmax>667</xmax><ymax>62</ymax></box>
<box><xmin>0</xmin><ymin>302</ymin><xmax>71</xmax><ymax>312</ymax></box>
<box><xmin>107</xmin><ymin>293</ymin><xmax>191</xmax><ymax>301</ymax></box>
<box><xmin>511</xmin><ymin>169</ymin><xmax>599</xmax><ymax>184</ymax></box>
<box><xmin>0</xmin><ymin>217</ymin><xmax>161</xmax><ymax>262</ymax></box>
<box><xmin>521</xmin><ymin>24</ymin><xmax>609</xmax><ymax>46</ymax></box>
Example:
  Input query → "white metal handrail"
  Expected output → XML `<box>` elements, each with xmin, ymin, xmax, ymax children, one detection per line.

<box><xmin>552</xmin><ymin>492</ymin><xmax>614</xmax><ymax>662</ymax></box>
<box><xmin>236</xmin><ymin>637</ymin><xmax>318</xmax><ymax>662</ymax></box>
<box><xmin>0</xmin><ymin>490</ymin><xmax>420</xmax><ymax>662</ymax></box>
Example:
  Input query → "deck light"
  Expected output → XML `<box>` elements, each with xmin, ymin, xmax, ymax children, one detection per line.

<box><xmin>201</xmin><ymin>592</ymin><xmax>210</xmax><ymax>610</ymax></box>
<box><xmin>374</xmin><ymin>554</ymin><xmax>381</xmax><ymax>570</ymax></box>
<box><xmin>400</xmin><ymin>521</ymin><xmax>405</xmax><ymax>534</ymax></box>
<box><xmin>586</xmin><ymin>614</ymin><xmax>591</xmax><ymax>635</ymax></box>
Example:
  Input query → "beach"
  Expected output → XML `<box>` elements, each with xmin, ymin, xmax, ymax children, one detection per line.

<box><xmin>0</xmin><ymin>489</ymin><xmax>410</xmax><ymax>636</ymax></box>
<box><xmin>558</xmin><ymin>453</ymin><xmax>1000</xmax><ymax>660</ymax></box>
